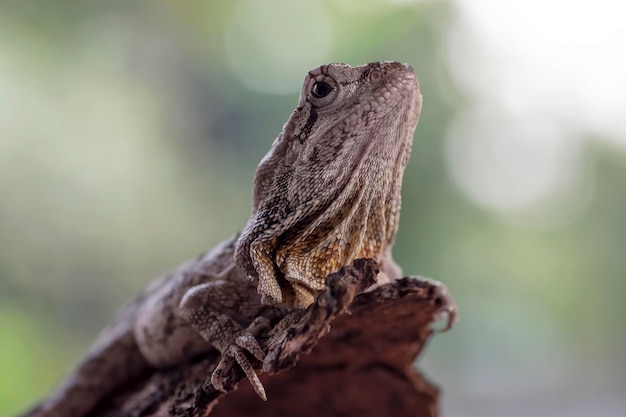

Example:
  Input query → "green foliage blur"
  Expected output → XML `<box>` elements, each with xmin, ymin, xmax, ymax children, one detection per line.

<box><xmin>1</xmin><ymin>1</ymin><xmax>625</xmax><ymax>416</ymax></box>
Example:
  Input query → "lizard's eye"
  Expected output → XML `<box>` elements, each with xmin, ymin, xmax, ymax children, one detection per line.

<box><xmin>311</xmin><ymin>81</ymin><xmax>333</xmax><ymax>98</ymax></box>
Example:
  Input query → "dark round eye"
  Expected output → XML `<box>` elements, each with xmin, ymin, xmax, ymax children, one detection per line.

<box><xmin>311</xmin><ymin>81</ymin><xmax>332</xmax><ymax>98</ymax></box>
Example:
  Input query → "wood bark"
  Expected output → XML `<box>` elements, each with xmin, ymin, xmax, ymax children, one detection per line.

<box><xmin>90</xmin><ymin>259</ymin><xmax>452</xmax><ymax>417</ymax></box>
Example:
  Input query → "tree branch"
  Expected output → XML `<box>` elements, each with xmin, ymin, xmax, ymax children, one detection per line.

<box><xmin>90</xmin><ymin>259</ymin><xmax>455</xmax><ymax>417</ymax></box>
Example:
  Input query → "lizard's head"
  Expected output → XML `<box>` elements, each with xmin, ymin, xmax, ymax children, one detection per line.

<box><xmin>236</xmin><ymin>61</ymin><xmax>422</xmax><ymax>308</ymax></box>
<box><xmin>289</xmin><ymin>61</ymin><xmax>422</xmax><ymax>155</ymax></box>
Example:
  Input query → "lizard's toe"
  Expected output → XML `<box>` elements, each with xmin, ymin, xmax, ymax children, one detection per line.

<box><xmin>229</xmin><ymin>344</ymin><xmax>267</xmax><ymax>400</ymax></box>
<box><xmin>210</xmin><ymin>343</ymin><xmax>267</xmax><ymax>401</ymax></box>
<box><xmin>426</xmin><ymin>280</ymin><xmax>458</xmax><ymax>332</ymax></box>
<box><xmin>234</xmin><ymin>333</ymin><xmax>266</xmax><ymax>362</ymax></box>
<box><xmin>234</xmin><ymin>316</ymin><xmax>271</xmax><ymax>361</ymax></box>
<box><xmin>209</xmin><ymin>358</ymin><xmax>231</xmax><ymax>393</ymax></box>
<box><xmin>209</xmin><ymin>317</ymin><xmax>271</xmax><ymax>401</ymax></box>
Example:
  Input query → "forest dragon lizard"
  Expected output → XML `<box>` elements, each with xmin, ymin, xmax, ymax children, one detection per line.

<box><xmin>26</xmin><ymin>61</ymin><xmax>453</xmax><ymax>417</ymax></box>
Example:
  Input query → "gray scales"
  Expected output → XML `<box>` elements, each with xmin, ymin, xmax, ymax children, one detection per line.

<box><xmin>25</xmin><ymin>61</ymin><xmax>457</xmax><ymax>417</ymax></box>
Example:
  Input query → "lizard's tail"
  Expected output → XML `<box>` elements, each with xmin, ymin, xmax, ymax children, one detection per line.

<box><xmin>21</xmin><ymin>312</ymin><xmax>150</xmax><ymax>417</ymax></box>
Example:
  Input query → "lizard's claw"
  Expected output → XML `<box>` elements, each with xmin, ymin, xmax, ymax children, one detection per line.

<box><xmin>210</xmin><ymin>317</ymin><xmax>271</xmax><ymax>401</ymax></box>
<box><xmin>426</xmin><ymin>280</ymin><xmax>459</xmax><ymax>332</ymax></box>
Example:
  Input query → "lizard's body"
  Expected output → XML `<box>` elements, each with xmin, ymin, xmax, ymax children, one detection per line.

<box><xmin>27</xmin><ymin>62</ymin><xmax>422</xmax><ymax>417</ymax></box>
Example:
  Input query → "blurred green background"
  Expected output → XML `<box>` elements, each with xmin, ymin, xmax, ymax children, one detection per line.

<box><xmin>1</xmin><ymin>0</ymin><xmax>625</xmax><ymax>416</ymax></box>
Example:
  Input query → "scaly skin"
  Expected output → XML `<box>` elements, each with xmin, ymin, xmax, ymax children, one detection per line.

<box><xmin>236</xmin><ymin>62</ymin><xmax>422</xmax><ymax>308</ymax></box>
<box><xmin>24</xmin><ymin>62</ymin><xmax>422</xmax><ymax>417</ymax></box>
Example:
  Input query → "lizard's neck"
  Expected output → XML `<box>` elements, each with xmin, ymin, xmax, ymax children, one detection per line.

<box><xmin>275</xmin><ymin>133</ymin><xmax>412</xmax><ymax>294</ymax></box>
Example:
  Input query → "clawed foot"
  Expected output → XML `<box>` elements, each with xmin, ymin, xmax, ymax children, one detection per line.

<box><xmin>425</xmin><ymin>279</ymin><xmax>458</xmax><ymax>332</ymax></box>
<box><xmin>209</xmin><ymin>317</ymin><xmax>271</xmax><ymax>401</ymax></box>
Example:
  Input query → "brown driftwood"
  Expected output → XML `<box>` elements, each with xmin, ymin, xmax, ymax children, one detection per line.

<box><xmin>90</xmin><ymin>259</ymin><xmax>455</xmax><ymax>417</ymax></box>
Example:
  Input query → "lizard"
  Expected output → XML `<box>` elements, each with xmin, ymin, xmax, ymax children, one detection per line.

<box><xmin>25</xmin><ymin>61</ymin><xmax>428</xmax><ymax>417</ymax></box>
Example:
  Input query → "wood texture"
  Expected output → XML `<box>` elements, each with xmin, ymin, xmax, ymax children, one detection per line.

<box><xmin>91</xmin><ymin>259</ymin><xmax>450</xmax><ymax>417</ymax></box>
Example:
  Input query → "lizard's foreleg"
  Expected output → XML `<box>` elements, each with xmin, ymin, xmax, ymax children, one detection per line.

<box><xmin>178</xmin><ymin>281</ymin><xmax>274</xmax><ymax>400</ymax></box>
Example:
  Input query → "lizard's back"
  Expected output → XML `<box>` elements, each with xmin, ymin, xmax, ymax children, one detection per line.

<box><xmin>24</xmin><ymin>236</ymin><xmax>247</xmax><ymax>417</ymax></box>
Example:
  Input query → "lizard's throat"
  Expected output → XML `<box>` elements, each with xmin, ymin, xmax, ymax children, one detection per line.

<box><xmin>274</xmin><ymin>182</ymin><xmax>401</xmax><ymax>306</ymax></box>
<box><xmin>240</xmin><ymin>121</ymin><xmax>413</xmax><ymax>309</ymax></box>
